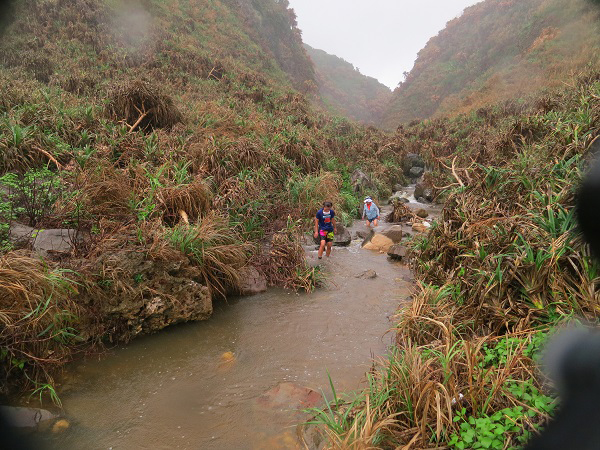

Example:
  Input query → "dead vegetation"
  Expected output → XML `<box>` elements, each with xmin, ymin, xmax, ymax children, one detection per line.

<box><xmin>106</xmin><ymin>79</ymin><xmax>182</xmax><ymax>131</ymax></box>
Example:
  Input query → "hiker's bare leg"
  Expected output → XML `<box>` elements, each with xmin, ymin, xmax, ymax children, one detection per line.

<box><xmin>326</xmin><ymin>242</ymin><xmax>332</xmax><ymax>257</ymax></box>
<box><xmin>365</xmin><ymin>220</ymin><xmax>371</xmax><ymax>228</ymax></box>
<box><xmin>318</xmin><ymin>240</ymin><xmax>326</xmax><ymax>258</ymax></box>
<box><xmin>373</xmin><ymin>218</ymin><xmax>379</xmax><ymax>227</ymax></box>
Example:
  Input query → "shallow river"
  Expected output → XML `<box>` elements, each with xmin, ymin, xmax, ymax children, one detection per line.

<box><xmin>38</xmin><ymin>207</ymin><xmax>424</xmax><ymax>449</ymax></box>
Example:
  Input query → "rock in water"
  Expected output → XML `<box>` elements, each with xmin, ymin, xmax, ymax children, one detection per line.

<box><xmin>257</xmin><ymin>382</ymin><xmax>322</xmax><ymax>410</ymax></box>
<box><xmin>381</xmin><ymin>225</ymin><xmax>403</xmax><ymax>243</ymax></box>
<box><xmin>333</xmin><ymin>223</ymin><xmax>351</xmax><ymax>246</ymax></box>
<box><xmin>236</xmin><ymin>266</ymin><xmax>267</xmax><ymax>296</ymax></box>
<box><xmin>388</xmin><ymin>244</ymin><xmax>408</xmax><ymax>260</ymax></box>
<box><xmin>355</xmin><ymin>269</ymin><xmax>377</xmax><ymax>279</ymax></box>
<box><xmin>0</xmin><ymin>406</ymin><xmax>57</xmax><ymax>428</ymax></box>
<box><xmin>221</xmin><ymin>351</ymin><xmax>235</xmax><ymax>362</ymax></box>
<box><xmin>414</xmin><ymin>183</ymin><xmax>434</xmax><ymax>202</ymax></box>
<box><xmin>362</xmin><ymin>233</ymin><xmax>394</xmax><ymax>253</ymax></box>
<box><xmin>52</xmin><ymin>419</ymin><xmax>70</xmax><ymax>434</ymax></box>
<box><xmin>416</xmin><ymin>209</ymin><xmax>429</xmax><ymax>218</ymax></box>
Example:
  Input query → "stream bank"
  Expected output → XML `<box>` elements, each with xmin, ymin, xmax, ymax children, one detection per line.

<box><xmin>32</xmin><ymin>190</ymin><xmax>437</xmax><ymax>449</ymax></box>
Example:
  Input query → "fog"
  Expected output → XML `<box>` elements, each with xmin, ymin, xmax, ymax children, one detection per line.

<box><xmin>289</xmin><ymin>0</ymin><xmax>483</xmax><ymax>89</ymax></box>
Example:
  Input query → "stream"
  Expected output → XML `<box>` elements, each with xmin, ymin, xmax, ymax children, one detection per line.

<box><xmin>37</xmin><ymin>190</ymin><xmax>436</xmax><ymax>449</ymax></box>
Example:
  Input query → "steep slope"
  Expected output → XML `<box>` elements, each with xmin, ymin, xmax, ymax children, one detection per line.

<box><xmin>304</xmin><ymin>44</ymin><xmax>392</xmax><ymax>125</ymax></box>
<box><xmin>382</xmin><ymin>0</ymin><xmax>600</xmax><ymax>128</ymax></box>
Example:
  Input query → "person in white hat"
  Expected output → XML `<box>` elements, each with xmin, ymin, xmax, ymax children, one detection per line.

<box><xmin>362</xmin><ymin>196</ymin><xmax>380</xmax><ymax>228</ymax></box>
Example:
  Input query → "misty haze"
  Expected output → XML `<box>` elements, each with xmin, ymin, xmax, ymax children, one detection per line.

<box><xmin>0</xmin><ymin>0</ymin><xmax>599</xmax><ymax>449</ymax></box>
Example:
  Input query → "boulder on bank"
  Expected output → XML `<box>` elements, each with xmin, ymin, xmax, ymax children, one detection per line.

<box><xmin>9</xmin><ymin>223</ymin><xmax>87</xmax><ymax>258</ymax></box>
<box><xmin>409</xmin><ymin>167</ymin><xmax>424</xmax><ymax>178</ymax></box>
<box><xmin>414</xmin><ymin>183</ymin><xmax>434</xmax><ymax>202</ymax></box>
<box><xmin>85</xmin><ymin>250</ymin><xmax>212</xmax><ymax>340</ymax></box>
<box><xmin>381</xmin><ymin>225</ymin><xmax>403</xmax><ymax>243</ymax></box>
<box><xmin>416</xmin><ymin>209</ymin><xmax>429</xmax><ymax>219</ymax></box>
<box><xmin>350</xmin><ymin>169</ymin><xmax>374</xmax><ymax>194</ymax></box>
<box><xmin>387</xmin><ymin>244</ymin><xmax>408</xmax><ymax>260</ymax></box>
<box><xmin>362</xmin><ymin>233</ymin><xmax>394</xmax><ymax>253</ymax></box>
<box><xmin>401</xmin><ymin>153</ymin><xmax>425</xmax><ymax>177</ymax></box>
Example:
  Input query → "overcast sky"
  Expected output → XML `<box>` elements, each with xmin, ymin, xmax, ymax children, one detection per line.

<box><xmin>289</xmin><ymin>0</ymin><xmax>483</xmax><ymax>89</ymax></box>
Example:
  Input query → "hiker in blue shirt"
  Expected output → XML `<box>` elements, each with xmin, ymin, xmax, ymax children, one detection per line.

<box><xmin>314</xmin><ymin>201</ymin><xmax>336</xmax><ymax>259</ymax></box>
<box><xmin>362</xmin><ymin>196</ymin><xmax>380</xmax><ymax>228</ymax></box>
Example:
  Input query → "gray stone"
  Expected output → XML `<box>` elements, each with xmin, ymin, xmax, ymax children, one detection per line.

<box><xmin>355</xmin><ymin>269</ymin><xmax>377</xmax><ymax>279</ymax></box>
<box><xmin>393</xmin><ymin>183</ymin><xmax>405</xmax><ymax>192</ymax></box>
<box><xmin>402</xmin><ymin>153</ymin><xmax>425</xmax><ymax>176</ymax></box>
<box><xmin>350</xmin><ymin>169</ymin><xmax>374</xmax><ymax>194</ymax></box>
<box><xmin>333</xmin><ymin>223</ymin><xmax>351</xmax><ymax>247</ymax></box>
<box><xmin>381</xmin><ymin>225</ymin><xmax>403</xmax><ymax>243</ymax></box>
<box><xmin>237</xmin><ymin>266</ymin><xmax>267</xmax><ymax>296</ymax></box>
<box><xmin>8</xmin><ymin>222</ymin><xmax>34</xmax><ymax>248</ymax></box>
<box><xmin>387</xmin><ymin>244</ymin><xmax>408</xmax><ymax>260</ymax></box>
<box><xmin>414</xmin><ymin>183</ymin><xmax>434</xmax><ymax>202</ymax></box>
<box><xmin>0</xmin><ymin>406</ymin><xmax>57</xmax><ymax>428</ymax></box>
<box><xmin>409</xmin><ymin>166</ymin><xmax>425</xmax><ymax>178</ymax></box>
<box><xmin>32</xmin><ymin>228</ymin><xmax>84</xmax><ymax>258</ymax></box>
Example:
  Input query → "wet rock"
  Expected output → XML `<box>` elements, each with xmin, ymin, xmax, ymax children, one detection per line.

<box><xmin>362</xmin><ymin>233</ymin><xmax>394</xmax><ymax>253</ymax></box>
<box><xmin>355</xmin><ymin>229</ymin><xmax>373</xmax><ymax>240</ymax></box>
<box><xmin>257</xmin><ymin>382</ymin><xmax>322</xmax><ymax>410</ymax></box>
<box><xmin>409</xmin><ymin>166</ymin><xmax>424</xmax><ymax>178</ymax></box>
<box><xmin>88</xmin><ymin>250</ymin><xmax>212</xmax><ymax>340</ymax></box>
<box><xmin>381</xmin><ymin>225</ymin><xmax>403</xmax><ymax>243</ymax></box>
<box><xmin>416</xmin><ymin>209</ymin><xmax>429</xmax><ymax>219</ymax></box>
<box><xmin>401</xmin><ymin>153</ymin><xmax>425</xmax><ymax>177</ymax></box>
<box><xmin>355</xmin><ymin>269</ymin><xmax>377</xmax><ymax>279</ymax></box>
<box><xmin>412</xmin><ymin>222</ymin><xmax>430</xmax><ymax>233</ymax></box>
<box><xmin>414</xmin><ymin>183</ymin><xmax>434</xmax><ymax>202</ymax></box>
<box><xmin>389</xmin><ymin>192</ymin><xmax>410</xmax><ymax>205</ymax></box>
<box><xmin>350</xmin><ymin>169</ymin><xmax>374</xmax><ymax>194</ymax></box>
<box><xmin>393</xmin><ymin>183</ymin><xmax>405</xmax><ymax>192</ymax></box>
<box><xmin>237</xmin><ymin>266</ymin><xmax>267</xmax><ymax>296</ymax></box>
<box><xmin>0</xmin><ymin>406</ymin><xmax>57</xmax><ymax>428</ymax></box>
<box><xmin>333</xmin><ymin>223</ymin><xmax>351</xmax><ymax>247</ymax></box>
<box><xmin>52</xmin><ymin>419</ymin><xmax>70</xmax><ymax>434</ymax></box>
<box><xmin>388</xmin><ymin>244</ymin><xmax>408</xmax><ymax>260</ymax></box>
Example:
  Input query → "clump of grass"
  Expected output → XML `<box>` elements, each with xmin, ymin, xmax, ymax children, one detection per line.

<box><xmin>0</xmin><ymin>251</ymin><xmax>81</xmax><ymax>399</ymax></box>
<box><xmin>106</xmin><ymin>79</ymin><xmax>182</xmax><ymax>131</ymax></box>
<box><xmin>165</xmin><ymin>212</ymin><xmax>250</xmax><ymax>297</ymax></box>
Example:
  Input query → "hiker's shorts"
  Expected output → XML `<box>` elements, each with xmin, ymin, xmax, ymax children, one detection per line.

<box><xmin>319</xmin><ymin>230</ymin><xmax>335</xmax><ymax>243</ymax></box>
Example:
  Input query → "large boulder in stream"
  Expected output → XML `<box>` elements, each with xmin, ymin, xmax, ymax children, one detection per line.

<box><xmin>0</xmin><ymin>406</ymin><xmax>57</xmax><ymax>429</ymax></box>
<box><xmin>381</xmin><ymin>225</ymin><xmax>403</xmax><ymax>243</ymax></box>
<box><xmin>362</xmin><ymin>233</ymin><xmax>394</xmax><ymax>253</ymax></box>
<box><xmin>82</xmin><ymin>250</ymin><xmax>212</xmax><ymax>340</ymax></box>
<box><xmin>388</xmin><ymin>244</ymin><xmax>408</xmax><ymax>261</ymax></box>
<box><xmin>333</xmin><ymin>223</ymin><xmax>351</xmax><ymax>246</ymax></box>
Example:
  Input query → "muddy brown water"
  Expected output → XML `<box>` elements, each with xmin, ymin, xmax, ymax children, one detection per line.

<box><xmin>39</xmin><ymin>196</ymin><xmax>434</xmax><ymax>450</ymax></box>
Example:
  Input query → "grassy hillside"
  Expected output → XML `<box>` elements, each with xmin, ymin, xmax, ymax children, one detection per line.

<box><xmin>382</xmin><ymin>0</ymin><xmax>600</xmax><ymax>128</ymax></box>
<box><xmin>304</xmin><ymin>44</ymin><xmax>392</xmax><ymax>125</ymax></box>
<box><xmin>0</xmin><ymin>0</ymin><xmax>407</xmax><ymax>397</ymax></box>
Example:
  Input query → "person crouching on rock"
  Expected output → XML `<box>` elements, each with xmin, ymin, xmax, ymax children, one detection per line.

<box><xmin>363</xmin><ymin>196</ymin><xmax>380</xmax><ymax>228</ymax></box>
<box><xmin>314</xmin><ymin>201</ymin><xmax>336</xmax><ymax>259</ymax></box>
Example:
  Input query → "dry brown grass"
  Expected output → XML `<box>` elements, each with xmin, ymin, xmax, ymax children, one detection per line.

<box><xmin>106</xmin><ymin>79</ymin><xmax>182</xmax><ymax>131</ymax></box>
<box><xmin>0</xmin><ymin>251</ymin><xmax>82</xmax><ymax>393</ymax></box>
